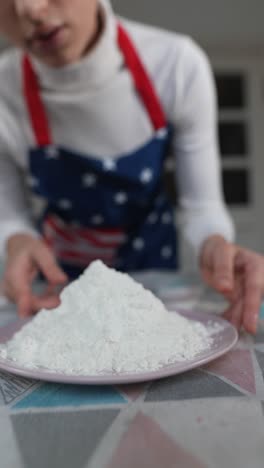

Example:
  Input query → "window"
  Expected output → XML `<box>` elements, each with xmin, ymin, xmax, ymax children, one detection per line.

<box><xmin>216</xmin><ymin>74</ymin><xmax>246</xmax><ymax>109</ymax></box>
<box><xmin>214</xmin><ymin>72</ymin><xmax>251</xmax><ymax>206</ymax></box>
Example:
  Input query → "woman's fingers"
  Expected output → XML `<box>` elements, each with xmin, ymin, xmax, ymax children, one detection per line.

<box><xmin>3</xmin><ymin>258</ymin><xmax>36</xmax><ymax>317</ymax></box>
<box><xmin>242</xmin><ymin>260</ymin><xmax>264</xmax><ymax>334</ymax></box>
<box><xmin>201</xmin><ymin>238</ymin><xmax>264</xmax><ymax>335</ymax></box>
<box><xmin>210</xmin><ymin>240</ymin><xmax>235</xmax><ymax>294</ymax></box>
<box><xmin>200</xmin><ymin>236</ymin><xmax>236</xmax><ymax>296</ymax></box>
<box><xmin>34</xmin><ymin>244</ymin><xmax>68</xmax><ymax>285</ymax></box>
<box><xmin>31</xmin><ymin>294</ymin><xmax>61</xmax><ymax>314</ymax></box>
<box><xmin>17</xmin><ymin>292</ymin><xmax>33</xmax><ymax>318</ymax></box>
<box><xmin>3</xmin><ymin>240</ymin><xmax>68</xmax><ymax>317</ymax></box>
<box><xmin>223</xmin><ymin>297</ymin><xmax>244</xmax><ymax>330</ymax></box>
<box><xmin>16</xmin><ymin>284</ymin><xmax>62</xmax><ymax>317</ymax></box>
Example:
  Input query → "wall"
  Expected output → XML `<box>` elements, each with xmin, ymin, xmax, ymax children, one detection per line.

<box><xmin>112</xmin><ymin>0</ymin><xmax>264</xmax><ymax>50</ymax></box>
<box><xmin>1</xmin><ymin>1</ymin><xmax>263</xmax><ymax>51</ymax></box>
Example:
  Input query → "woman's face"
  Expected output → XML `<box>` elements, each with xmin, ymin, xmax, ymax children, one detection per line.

<box><xmin>0</xmin><ymin>0</ymin><xmax>100</xmax><ymax>66</ymax></box>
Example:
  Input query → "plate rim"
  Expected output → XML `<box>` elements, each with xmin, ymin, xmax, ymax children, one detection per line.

<box><xmin>0</xmin><ymin>310</ymin><xmax>238</xmax><ymax>385</ymax></box>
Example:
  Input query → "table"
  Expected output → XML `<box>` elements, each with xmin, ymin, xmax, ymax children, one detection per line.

<box><xmin>1</xmin><ymin>271</ymin><xmax>264</xmax><ymax>468</ymax></box>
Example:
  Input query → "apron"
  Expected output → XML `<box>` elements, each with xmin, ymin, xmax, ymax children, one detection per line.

<box><xmin>22</xmin><ymin>23</ymin><xmax>178</xmax><ymax>279</ymax></box>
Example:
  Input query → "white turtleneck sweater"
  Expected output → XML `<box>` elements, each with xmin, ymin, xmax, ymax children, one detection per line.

<box><xmin>0</xmin><ymin>0</ymin><xmax>234</xmax><ymax>261</ymax></box>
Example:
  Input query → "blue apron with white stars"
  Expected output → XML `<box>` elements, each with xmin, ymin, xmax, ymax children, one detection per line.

<box><xmin>23</xmin><ymin>24</ymin><xmax>178</xmax><ymax>278</ymax></box>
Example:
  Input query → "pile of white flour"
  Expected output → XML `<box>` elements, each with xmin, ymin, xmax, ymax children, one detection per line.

<box><xmin>0</xmin><ymin>261</ymin><xmax>213</xmax><ymax>375</ymax></box>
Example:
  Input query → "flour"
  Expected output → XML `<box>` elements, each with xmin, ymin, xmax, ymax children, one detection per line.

<box><xmin>0</xmin><ymin>261</ymin><xmax>214</xmax><ymax>375</ymax></box>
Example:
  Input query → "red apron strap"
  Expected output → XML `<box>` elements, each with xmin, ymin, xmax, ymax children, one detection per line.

<box><xmin>22</xmin><ymin>23</ymin><xmax>167</xmax><ymax>146</ymax></box>
<box><xmin>22</xmin><ymin>55</ymin><xmax>52</xmax><ymax>146</ymax></box>
<box><xmin>117</xmin><ymin>23</ymin><xmax>167</xmax><ymax>131</ymax></box>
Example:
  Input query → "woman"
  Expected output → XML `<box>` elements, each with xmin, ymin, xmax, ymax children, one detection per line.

<box><xmin>0</xmin><ymin>0</ymin><xmax>263</xmax><ymax>333</ymax></box>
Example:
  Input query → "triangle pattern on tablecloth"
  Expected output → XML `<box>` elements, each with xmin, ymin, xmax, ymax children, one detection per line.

<box><xmin>107</xmin><ymin>411</ymin><xmax>207</xmax><ymax>468</ymax></box>
<box><xmin>202</xmin><ymin>349</ymin><xmax>256</xmax><ymax>395</ymax></box>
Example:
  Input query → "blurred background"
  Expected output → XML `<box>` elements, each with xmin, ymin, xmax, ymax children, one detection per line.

<box><xmin>0</xmin><ymin>0</ymin><xmax>264</xmax><ymax>270</ymax></box>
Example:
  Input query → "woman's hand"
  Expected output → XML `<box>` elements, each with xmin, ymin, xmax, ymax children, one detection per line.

<box><xmin>3</xmin><ymin>233</ymin><xmax>68</xmax><ymax>318</ymax></box>
<box><xmin>200</xmin><ymin>235</ymin><xmax>264</xmax><ymax>334</ymax></box>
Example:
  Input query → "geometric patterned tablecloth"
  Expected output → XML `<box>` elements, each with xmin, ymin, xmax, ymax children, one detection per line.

<box><xmin>1</xmin><ymin>271</ymin><xmax>264</xmax><ymax>468</ymax></box>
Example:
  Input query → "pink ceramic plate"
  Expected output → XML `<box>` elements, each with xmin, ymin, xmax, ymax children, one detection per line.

<box><xmin>0</xmin><ymin>310</ymin><xmax>238</xmax><ymax>385</ymax></box>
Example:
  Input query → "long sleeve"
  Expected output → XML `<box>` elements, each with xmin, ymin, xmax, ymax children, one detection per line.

<box><xmin>172</xmin><ymin>39</ymin><xmax>235</xmax><ymax>255</ymax></box>
<box><xmin>0</xmin><ymin>123</ymin><xmax>38</xmax><ymax>260</ymax></box>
